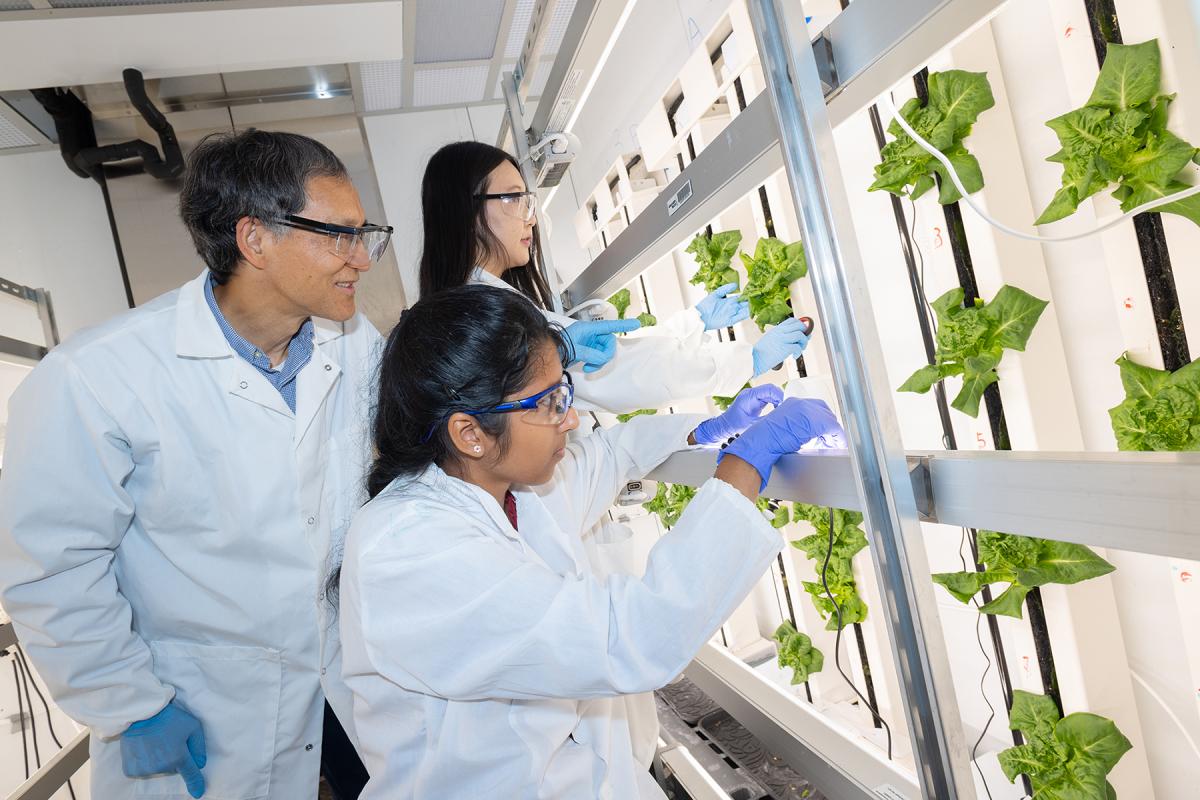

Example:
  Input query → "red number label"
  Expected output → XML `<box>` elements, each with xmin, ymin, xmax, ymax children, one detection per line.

<box><xmin>932</xmin><ymin>226</ymin><xmax>944</xmax><ymax>248</ymax></box>
<box><xmin>976</xmin><ymin>432</ymin><xmax>988</xmax><ymax>449</ymax></box>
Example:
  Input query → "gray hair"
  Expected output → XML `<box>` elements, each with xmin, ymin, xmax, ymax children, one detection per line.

<box><xmin>179</xmin><ymin>129</ymin><xmax>347</xmax><ymax>283</ymax></box>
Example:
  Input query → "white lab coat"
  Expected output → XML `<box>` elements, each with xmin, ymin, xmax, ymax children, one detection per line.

<box><xmin>469</xmin><ymin>268</ymin><xmax>752</xmax><ymax>415</ymax></box>
<box><xmin>0</xmin><ymin>272</ymin><xmax>380</xmax><ymax>799</ymax></box>
<box><xmin>339</xmin><ymin>413</ymin><xmax>783</xmax><ymax>799</ymax></box>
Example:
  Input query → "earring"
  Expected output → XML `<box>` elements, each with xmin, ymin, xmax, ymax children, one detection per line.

<box><xmin>473</xmin><ymin>445</ymin><xmax>482</xmax><ymax>453</ymax></box>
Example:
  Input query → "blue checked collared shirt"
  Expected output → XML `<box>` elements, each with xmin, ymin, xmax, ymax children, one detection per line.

<box><xmin>204</xmin><ymin>273</ymin><xmax>314</xmax><ymax>413</ymax></box>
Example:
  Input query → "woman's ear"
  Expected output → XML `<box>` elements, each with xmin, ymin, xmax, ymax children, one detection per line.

<box><xmin>447</xmin><ymin>412</ymin><xmax>489</xmax><ymax>460</ymax></box>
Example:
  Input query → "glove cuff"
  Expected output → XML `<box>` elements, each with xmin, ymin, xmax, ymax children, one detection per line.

<box><xmin>717</xmin><ymin>442</ymin><xmax>770</xmax><ymax>492</ymax></box>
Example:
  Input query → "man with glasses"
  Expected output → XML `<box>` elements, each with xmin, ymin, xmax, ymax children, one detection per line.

<box><xmin>0</xmin><ymin>130</ymin><xmax>388</xmax><ymax>799</ymax></box>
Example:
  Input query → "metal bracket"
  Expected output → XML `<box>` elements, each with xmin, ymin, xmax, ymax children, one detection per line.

<box><xmin>908</xmin><ymin>456</ymin><xmax>936</xmax><ymax>522</ymax></box>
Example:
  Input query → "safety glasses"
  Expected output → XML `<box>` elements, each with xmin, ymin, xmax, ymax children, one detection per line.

<box><xmin>421</xmin><ymin>373</ymin><xmax>575</xmax><ymax>443</ymax></box>
<box><xmin>476</xmin><ymin>191</ymin><xmax>538</xmax><ymax>222</ymax></box>
<box><xmin>276</xmin><ymin>214</ymin><xmax>394</xmax><ymax>262</ymax></box>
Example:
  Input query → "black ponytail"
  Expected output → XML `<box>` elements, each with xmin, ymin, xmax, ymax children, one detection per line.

<box><xmin>366</xmin><ymin>284</ymin><xmax>571</xmax><ymax>499</ymax></box>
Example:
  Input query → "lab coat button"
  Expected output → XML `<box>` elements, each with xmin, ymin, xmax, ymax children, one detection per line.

<box><xmin>239</xmin><ymin>381</ymin><xmax>248</xmax><ymax>389</ymax></box>
<box><xmin>320</xmin><ymin>667</ymin><xmax>327</xmax><ymax>676</ymax></box>
<box><xmin>305</xmin><ymin>744</ymin><xmax>314</xmax><ymax>752</ymax></box>
<box><xmin>324</xmin><ymin>364</ymin><xmax>332</xmax><ymax>371</ymax></box>
<box><xmin>307</xmin><ymin>516</ymin><xmax>316</xmax><ymax>525</ymax></box>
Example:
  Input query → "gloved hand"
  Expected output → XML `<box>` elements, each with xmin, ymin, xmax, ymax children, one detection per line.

<box><xmin>752</xmin><ymin>317</ymin><xmax>812</xmax><ymax>377</ymax></box>
<box><xmin>693</xmin><ymin>384</ymin><xmax>784</xmax><ymax>445</ymax></box>
<box><xmin>565</xmin><ymin>319</ymin><xmax>641</xmax><ymax>373</ymax></box>
<box><xmin>121</xmin><ymin>699</ymin><xmax>207</xmax><ymax>798</ymax></box>
<box><xmin>718</xmin><ymin>397</ymin><xmax>846</xmax><ymax>490</ymax></box>
<box><xmin>696</xmin><ymin>283</ymin><xmax>750</xmax><ymax>330</ymax></box>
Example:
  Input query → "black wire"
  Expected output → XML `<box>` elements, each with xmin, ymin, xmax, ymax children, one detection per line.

<box><xmin>14</xmin><ymin>650</ymin><xmax>41</xmax><ymax>768</ymax></box>
<box><xmin>12</xmin><ymin>657</ymin><xmax>29</xmax><ymax>779</ymax></box>
<box><xmin>16</xmin><ymin>645</ymin><xmax>77</xmax><ymax>800</ymax></box>
<box><xmin>959</xmin><ymin>530</ymin><xmax>996</xmax><ymax>800</ymax></box>
<box><xmin>907</xmin><ymin>196</ymin><xmax>954</xmax><ymax>452</ymax></box>
<box><xmin>820</xmin><ymin>507</ymin><xmax>893</xmax><ymax>759</ymax></box>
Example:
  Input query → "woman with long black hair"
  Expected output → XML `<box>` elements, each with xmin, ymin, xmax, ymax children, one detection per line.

<box><xmin>417</xmin><ymin>140</ymin><xmax>812</xmax><ymax>415</ymax></box>
<box><xmin>337</xmin><ymin>284</ymin><xmax>842</xmax><ymax>799</ymax></box>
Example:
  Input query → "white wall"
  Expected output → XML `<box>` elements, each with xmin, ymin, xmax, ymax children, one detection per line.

<box><xmin>363</xmin><ymin>103</ymin><xmax>506</xmax><ymax>303</ymax></box>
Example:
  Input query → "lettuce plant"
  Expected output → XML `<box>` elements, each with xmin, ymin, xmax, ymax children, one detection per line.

<box><xmin>774</xmin><ymin>621</ymin><xmax>824</xmax><ymax>685</ymax></box>
<box><xmin>791</xmin><ymin>504</ymin><xmax>868</xmax><ymax>630</ymax></box>
<box><xmin>686</xmin><ymin>230</ymin><xmax>743</xmax><ymax>292</ymax></box>
<box><xmin>898</xmin><ymin>285</ymin><xmax>1048</xmax><ymax>417</ymax></box>
<box><xmin>932</xmin><ymin>531</ymin><xmax>1113</xmax><ymax>619</ymax></box>
<box><xmin>608</xmin><ymin>288</ymin><xmax>632</xmax><ymax>318</ymax></box>
<box><xmin>1108</xmin><ymin>353</ymin><xmax>1200</xmax><ymax>451</ymax></box>
<box><xmin>712</xmin><ymin>382</ymin><xmax>753</xmax><ymax>411</ymax></box>
<box><xmin>636</xmin><ymin>312</ymin><xmax>657</xmax><ymax>327</ymax></box>
<box><xmin>757</xmin><ymin>498</ymin><xmax>791</xmax><ymax>529</ymax></box>
<box><xmin>643</xmin><ymin>482</ymin><xmax>696</xmax><ymax>528</ymax></box>
<box><xmin>997</xmin><ymin>690</ymin><xmax>1132</xmax><ymax>800</ymax></box>
<box><xmin>740</xmin><ymin>237</ymin><xmax>808</xmax><ymax>330</ymax></box>
<box><xmin>616</xmin><ymin>408</ymin><xmax>657</xmax><ymax>424</ymax></box>
<box><xmin>869</xmin><ymin>70</ymin><xmax>995</xmax><ymax>204</ymax></box>
<box><xmin>1037</xmin><ymin>39</ymin><xmax>1200</xmax><ymax>228</ymax></box>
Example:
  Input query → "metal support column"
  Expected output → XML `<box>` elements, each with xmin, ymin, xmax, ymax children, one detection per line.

<box><xmin>746</xmin><ymin>2</ymin><xmax>975</xmax><ymax>797</ymax></box>
<box><xmin>501</xmin><ymin>71</ymin><xmax>565</xmax><ymax>315</ymax></box>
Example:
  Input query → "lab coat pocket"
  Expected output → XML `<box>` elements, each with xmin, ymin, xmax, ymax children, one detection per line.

<box><xmin>135</xmin><ymin>641</ymin><xmax>283</xmax><ymax>799</ymax></box>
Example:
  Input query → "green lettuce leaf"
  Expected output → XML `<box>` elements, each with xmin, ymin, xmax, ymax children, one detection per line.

<box><xmin>932</xmin><ymin>531</ymin><xmax>1113</xmax><ymax>619</ymax></box>
<box><xmin>642</xmin><ymin>482</ymin><xmax>696</xmax><ymax>528</ymax></box>
<box><xmin>686</xmin><ymin>230</ymin><xmax>743</xmax><ymax>292</ymax></box>
<box><xmin>791</xmin><ymin>504</ymin><xmax>869</xmax><ymax>630</ymax></box>
<box><xmin>608</xmin><ymin>288</ymin><xmax>631</xmax><ymax>319</ymax></box>
<box><xmin>898</xmin><ymin>285</ymin><xmax>1048</xmax><ymax>418</ymax></box>
<box><xmin>712</xmin><ymin>382</ymin><xmax>752</xmax><ymax>411</ymax></box>
<box><xmin>1108</xmin><ymin>353</ymin><xmax>1200</xmax><ymax>451</ymax></box>
<box><xmin>869</xmin><ymin>70</ymin><xmax>995</xmax><ymax>204</ymax></box>
<box><xmin>999</xmin><ymin>691</ymin><xmax>1132</xmax><ymax>799</ymax></box>
<box><xmin>739</xmin><ymin>237</ymin><xmax>808</xmax><ymax>330</ymax></box>
<box><xmin>1037</xmin><ymin>39</ymin><xmax>1200</xmax><ymax>230</ymax></box>
<box><xmin>774</xmin><ymin>621</ymin><xmax>824</xmax><ymax>684</ymax></box>
<box><xmin>616</xmin><ymin>408</ymin><xmax>657</xmax><ymax>424</ymax></box>
<box><xmin>636</xmin><ymin>312</ymin><xmax>657</xmax><ymax>327</ymax></box>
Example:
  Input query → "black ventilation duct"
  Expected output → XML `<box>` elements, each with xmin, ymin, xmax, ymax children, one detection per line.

<box><xmin>32</xmin><ymin>68</ymin><xmax>183</xmax><ymax>182</ymax></box>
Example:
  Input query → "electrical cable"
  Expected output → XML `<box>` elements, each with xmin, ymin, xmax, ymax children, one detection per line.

<box><xmin>12</xmin><ymin>656</ymin><xmax>30</xmax><ymax>780</ymax></box>
<box><xmin>820</xmin><ymin>506</ymin><xmax>893</xmax><ymax>759</ymax></box>
<box><xmin>959</xmin><ymin>530</ymin><xmax>997</xmax><ymax>800</ymax></box>
<box><xmin>878</xmin><ymin>92</ymin><xmax>1200</xmax><ymax>243</ymax></box>
<box><xmin>15</xmin><ymin>645</ymin><xmax>77</xmax><ymax>800</ymax></box>
<box><xmin>14</xmin><ymin>649</ymin><xmax>42</xmax><ymax>768</ymax></box>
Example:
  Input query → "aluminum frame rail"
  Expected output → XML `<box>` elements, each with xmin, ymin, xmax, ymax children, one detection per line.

<box><xmin>560</xmin><ymin>0</ymin><xmax>1005</xmax><ymax>307</ymax></box>
<box><xmin>649</xmin><ymin>449</ymin><xmax>1200</xmax><ymax>561</ymax></box>
<box><xmin>7</xmin><ymin>728</ymin><xmax>89</xmax><ymax>800</ymax></box>
<box><xmin>0</xmin><ymin>275</ymin><xmax>58</xmax><ymax>363</ymax></box>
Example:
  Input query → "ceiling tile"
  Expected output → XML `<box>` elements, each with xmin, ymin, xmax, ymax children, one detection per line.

<box><xmin>360</xmin><ymin>60</ymin><xmax>405</xmax><ymax>113</ymax></box>
<box><xmin>503</xmin><ymin>0</ymin><xmax>535</xmax><ymax>60</ymax></box>
<box><xmin>0</xmin><ymin>110</ymin><xmax>37</xmax><ymax>149</ymax></box>
<box><xmin>413</xmin><ymin>64</ymin><xmax>490</xmax><ymax>107</ymax></box>
<box><xmin>413</xmin><ymin>0</ymin><xmax>505</xmax><ymax>64</ymax></box>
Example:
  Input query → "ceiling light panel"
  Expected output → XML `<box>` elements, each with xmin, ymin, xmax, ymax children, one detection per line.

<box><xmin>360</xmin><ymin>60</ymin><xmax>405</xmax><ymax>113</ymax></box>
<box><xmin>503</xmin><ymin>0</ymin><xmax>534</xmax><ymax>60</ymax></box>
<box><xmin>0</xmin><ymin>111</ymin><xmax>37</xmax><ymax>150</ymax></box>
<box><xmin>413</xmin><ymin>0</ymin><xmax>504</xmax><ymax>64</ymax></box>
<box><xmin>413</xmin><ymin>65</ymin><xmax>490</xmax><ymax>107</ymax></box>
<box><xmin>543</xmin><ymin>0</ymin><xmax>578</xmax><ymax>54</ymax></box>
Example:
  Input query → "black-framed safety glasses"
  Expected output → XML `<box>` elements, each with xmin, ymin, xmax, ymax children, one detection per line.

<box><xmin>275</xmin><ymin>214</ymin><xmax>394</xmax><ymax>261</ymax></box>
<box><xmin>421</xmin><ymin>373</ymin><xmax>575</xmax><ymax>444</ymax></box>
<box><xmin>475</xmin><ymin>191</ymin><xmax>538</xmax><ymax>222</ymax></box>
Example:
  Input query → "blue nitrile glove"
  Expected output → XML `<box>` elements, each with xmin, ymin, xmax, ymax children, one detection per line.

<box><xmin>693</xmin><ymin>384</ymin><xmax>784</xmax><ymax>445</ymax></box>
<box><xmin>565</xmin><ymin>319</ymin><xmax>641</xmax><ymax>372</ymax></box>
<box><xmin>121</xmin><ymin>699</ymin><xmax>207</xmax><ymax>798</ymax></box>
<box><xmin>696</xmin><ymin>283</ymin><xmax>750</xmax><ymax>331</ymax></box>
<box><xmin>718</xmin><ymin>397</ymin><xmax>846</xmax><ymax>490</ymax></box>
<box><xmin>752</xmin><ymin>317</ymin><xmax>812</xmax><ymax>377</ymax></box>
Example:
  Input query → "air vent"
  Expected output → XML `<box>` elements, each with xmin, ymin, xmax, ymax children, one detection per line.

<box><xmin>503</xmin><ymin>0</ymin><xmax>534</xmax><ymax>60</ymax></box>
<box><xmin>359</xmin><ymin>60</ymin><xmax>405</xmax><ymax>113</ymax></box>
<box><xmin>49</xmin><ymin>0</ymin><xmax>233</xmax><ymax>7</ymax></box>
<box><xmin>413</xmin><ymin>0</ymin><xmax>504</xmax><ymax>64</ymax></box>
<box><xmin>0</xmin><ymin>112</ymin><xmax>36</xmax><ymax>150</ymax></box>
<box><xmin>0</xmin><ymin>2</ymin><xmax>33</xmax><ymax>11</ymax></box>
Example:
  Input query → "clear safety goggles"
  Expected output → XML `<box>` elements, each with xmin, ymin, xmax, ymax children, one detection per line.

<box><xmin>276</xmin><ymin>214</ymin><xmax>394</xmax><ymax>262</ymax></box>
<box><xmin>421</xmin><ymin>374</ymin><xmax>575</xmax><ymax>443</ymax></box>
<box><xmin>477</xmin><ymin>190</ymin><xmax>539</xmax><ymax>222</ymax></box>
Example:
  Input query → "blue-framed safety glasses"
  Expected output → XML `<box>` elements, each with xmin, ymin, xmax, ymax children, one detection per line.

<box><xmin>422</xmin><ymin>373</ymin><xmax>574</xmax><ymax>443</ymax></box>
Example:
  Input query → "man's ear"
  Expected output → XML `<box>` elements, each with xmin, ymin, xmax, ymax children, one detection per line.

<box><xmin>235</xmin><ymin>216</ymin><xmax>270</xmax><ymax>271</ymax></box>
<box><xmin>447</xmin><ymin>412</ymin><xmax>490</xmax><ymax>460</ymax></box>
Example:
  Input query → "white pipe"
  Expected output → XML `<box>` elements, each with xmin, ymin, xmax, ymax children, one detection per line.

<box><xmin>876</xmin><ymin>92</ymin><xmax>1200</xmax><ymax>243</ymax></box>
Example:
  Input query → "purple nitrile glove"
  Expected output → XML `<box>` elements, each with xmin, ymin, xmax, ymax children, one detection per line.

<box><xmin>121</xmin><ymin>699</ymin><xmax>207</xmax><ymax>798</ymax></box>
<box><xmin>717</xmin><ymin>397</ymin><xmax>846</xmax><ymax>490</ymax></box>
<box><xmin>565</xmin><ymin>319</ymin><xmax>641</xmax><ymax>372</ymax></box>
<box><xmin>693</xmin><ymin>384</ymin><xmax>784</xmax><ymax>445</ymax></box>
<box><xmin>696</xmin><ymin>283</ymin><xmax>750</xmax><ymax>330</ymax></box>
